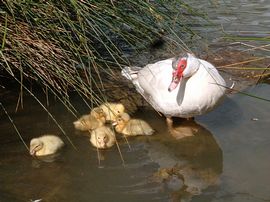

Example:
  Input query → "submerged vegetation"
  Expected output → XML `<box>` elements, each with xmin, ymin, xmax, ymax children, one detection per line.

<box><xmin>0</xmin><ymin>0</ymin><xmax>206</xmax><ymax>111</ymax></box>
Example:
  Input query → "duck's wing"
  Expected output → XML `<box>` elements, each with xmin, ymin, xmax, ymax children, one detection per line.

<box><xmin>122</xmin><ymin>58</ymin><xmax>175</xmax><ymax>110</ymax></box>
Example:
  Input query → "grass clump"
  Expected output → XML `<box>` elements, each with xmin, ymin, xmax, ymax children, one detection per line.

<box><xmin>0</xmin><ymin>0</ymin><xmax>206</xmax><ymax>112</ymax></box>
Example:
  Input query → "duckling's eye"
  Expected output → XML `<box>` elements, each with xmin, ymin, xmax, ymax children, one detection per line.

<box><xmin>117</xmin><ymin>110</ymin><xmax>120</xmax><ymax>114</ymax></box>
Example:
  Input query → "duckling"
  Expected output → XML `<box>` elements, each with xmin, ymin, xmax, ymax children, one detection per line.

<box><xmin>113</xmin><ymin>112</ymin><xmax>154</xmax><ymax>136</ymax></box>
<box><xmin>90</xmin><ymin>107</ymin><xmax>106</xmax><ymax>123</ymax></box>
<box><xmin>90</xmin><ymin>126</ymin><xmax>116</xmax><ymax>149</ymax></box>
<box><xmin>73</xmin><ymin>107</ymin><xmax>106</xmax><ymax>131</ymax></box>
<box><xmin>29</xmin><ymin>134</ymin><xmax>64</xmax><ymax>156</ymax></box>
<box><xmin>99</xmin><ymin>102</ymin><xmax>125</xmax><ymax>122</ymax></box>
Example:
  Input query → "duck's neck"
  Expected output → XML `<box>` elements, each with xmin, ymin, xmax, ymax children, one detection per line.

<box><xmin>183</xmin><ymin>57</ymin><xmax>200</xmax><ymax>78</ymax></box>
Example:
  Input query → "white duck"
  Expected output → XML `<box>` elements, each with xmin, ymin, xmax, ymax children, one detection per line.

<box><xmin>29</xmin><ymin>135</ymin><xmax>64</xmax><ymax>156</ymax></box>
<box><xmin>122</xmin><ymin>53</ymin><xmax>226</xmax><ymax>123</ymax></box>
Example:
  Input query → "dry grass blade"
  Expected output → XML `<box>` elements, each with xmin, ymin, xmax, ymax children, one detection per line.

<box><xmin>217</xmin><ymin>57</ymin><xmax>267</xmax><ymax>69</ymax></box>
<box><xmin>112</xmin><ymin>129</ymin><xmax>125</xmax><ymax>166</ymax></box>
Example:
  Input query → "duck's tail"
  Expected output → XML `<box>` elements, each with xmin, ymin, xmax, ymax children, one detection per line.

<box><xmin>121</xmin><ymin>66</ymin><xmax>142</xmax><ymax>81</ymax></box>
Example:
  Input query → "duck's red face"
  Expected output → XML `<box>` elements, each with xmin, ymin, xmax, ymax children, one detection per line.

<box><xmin>168</xmin><ymin>58</ymin><xmax>187</xmax><ymax>92</ymax></box>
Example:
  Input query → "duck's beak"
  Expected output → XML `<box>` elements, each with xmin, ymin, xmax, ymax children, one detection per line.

<box><xmin>30</xmin><ymin>148</ymin><xmax>36</xmax><ymax>155</ymax></box>
<box><xmin>168</xmin><ymin>74</ymin><xmax>182</xmax><ymax>92</ymax></box>
<box><xmin>98</xmin><ymin>141</ymin><xmax>106</xmax><ymax>148</ymax></box>
<box><xmin>169</xmin><ymin>57</ymin><xmax>187</xmax><ymax>92</ymax></box>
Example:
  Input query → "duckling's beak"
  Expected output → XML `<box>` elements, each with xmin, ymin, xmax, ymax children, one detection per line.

<box><xmin>99</xmin><ymin>142</ymin><xmax>106</xmax><ymax>148</ymax></box>
<box><xmin>30</xmin><ymin>144</ymin><xmax>41</xmax><ymax>156</ymax></box>
<box><xmin>30</xmin><ymin>148</ymin><xmax>36</xmax><ymax>155</ymax></box>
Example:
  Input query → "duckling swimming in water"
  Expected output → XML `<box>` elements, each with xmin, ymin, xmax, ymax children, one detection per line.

<box><xmin>73</xmin><ymin>107</ymin><xmax>106</xmax><ymax>131</ymax></box>
<box><xmin>113</xmin><ymin>112</ymin><xmax>155</xmax><ymax>136</ymax></box>
<box><xmin>29</xmin><ymin>134</ymin><xmax>64</xmax><ymax>156</ymax></box>
<box><xmin>90</xmin><ymin>126</ymin><xmax>116</xmax><ymax>149</ymax></box>
<box><xmin>99</xmin><ymin>102</ymin><xmax>125</xmax><ymax>122</ymax></box>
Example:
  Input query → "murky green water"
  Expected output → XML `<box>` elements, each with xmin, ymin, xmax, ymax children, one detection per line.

<box><xmin>1</xmin><ymin>0</ymin><xmax>270</xmax><ymax>201</ymax></box>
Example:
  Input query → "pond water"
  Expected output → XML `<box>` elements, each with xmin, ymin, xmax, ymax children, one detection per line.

<box><xmin>1</xmin><ymin>0</ymin><xmax>270</xmax><ymax>202</ymax></box>
<box><xmin>1</xmin><ymin>83</ymin><xmax>270</xmax><ymax>202</ymax></box>
<box><xmin>189</xmin><ymin>0</ymin><xmax>270</xmax><ymax>42</ymax></box>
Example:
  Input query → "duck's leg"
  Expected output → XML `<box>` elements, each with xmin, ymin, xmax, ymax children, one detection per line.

<box><xmin>166</xmin><ymin>117</ymin><xmax>173</xmax><ymax>128</ymax></box>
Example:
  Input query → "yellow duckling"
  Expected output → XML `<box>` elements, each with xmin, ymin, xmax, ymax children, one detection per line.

<box><xmin>90</xmin><ymin>126</ymin><xmax>116</xmax><ymax>149</ymax></box>
<box><xmin>113</xmin><ymin>112</ymin><xmax>155</xmax><ymax>136</ymax></box>
<box><xmin>90</xmin><ymin>107</ymin><xmax>106</xmax><ymax>123</ymax></box>
<box><xmin>29</xmin><ymin>134</ymin><xmax>64</xmax><ymax>156</ymax></box>
<box><xmin>73</xmin><ymin>107</ymin><xmax>106</xmax><ymax>131</ymax></box>
<box><xmin>99</xmin><ymin>102</ymin><xmax>125</xmax><ymax>122</ymax></box>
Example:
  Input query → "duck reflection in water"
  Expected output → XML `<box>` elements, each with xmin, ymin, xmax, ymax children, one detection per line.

<box><xmin>166</xmin><ymin>117</ymin><xmax>199</xmax><ymax>139</ymax></box>
<box><xmin>148</xmin><ymin>118</ymin><xmax>223</xmax><ymax>202</ymax></box>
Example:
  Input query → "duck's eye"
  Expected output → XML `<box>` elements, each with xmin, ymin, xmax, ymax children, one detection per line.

<box><xmin>180</xmin><ymin>64</ymin><xmax>185</xmax><ymax>68</ymax></box>
<box><xmin>117</xmin><ymin>110</ymin><xmax>120</xmax><ymax>113</ymax></box>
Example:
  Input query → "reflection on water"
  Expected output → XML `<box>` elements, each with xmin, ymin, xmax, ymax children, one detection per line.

<box><xmin>1</xmin><ymin>84</ymin><xmax>270</xmax><ymax>201</ymax></box>
<box><xmin>145</xmin><ymin>119</ymin><xmax>222</xmax><ymax>202</ymax></box>
<box><xmin>0</xmin><ymin>86</ymin><xmax>223</xmax><ymax>202</ymax></box>
<box><xmin>32</xmin><ymin>152</ymin><xmax>63</xmax><ymax>165</ymax></box>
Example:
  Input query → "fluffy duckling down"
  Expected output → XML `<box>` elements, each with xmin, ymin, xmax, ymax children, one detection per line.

<box><xmin>29</xmin><ymin>134</ymin><xmax>64</xmax><ymax>156</ymax></box>
<box><xmin>90</xmin><ymin>126</ymin><xmax>116</xmax><ymax>149</ymax></box>
<box><xmin>113</xmin><ymin>112</ymin><xmax>154</xmax><ymax>136</ymax></box>
<box><xmin>99</xmin><ymin>102</ymin><xmax>125</xmax><ymax>122</ymax></box>
<box><xmin>73</xmin><ymin>107</ymin><xmax>106</xmax><ymax>131</ymax></box>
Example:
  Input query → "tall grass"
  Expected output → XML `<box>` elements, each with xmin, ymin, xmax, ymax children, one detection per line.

<box><xmin>0</xmin><ymin>0</ymin><xmax>206</xmax><ymax>109</ymax></box>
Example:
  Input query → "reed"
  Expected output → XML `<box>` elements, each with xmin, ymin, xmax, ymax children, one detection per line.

<box><xmin>0</xmin><ymin>0</ymin><xmax>205</xmax><ymax>107</ymax></box>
